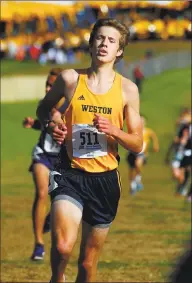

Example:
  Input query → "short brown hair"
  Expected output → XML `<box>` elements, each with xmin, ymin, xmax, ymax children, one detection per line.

<box><xmin>45</xmin><ymin>68</ymin><xmax>63</xmax><ymax>88</ymax></box>
<box><xmin>89</xmin><ymin>18</ymin><xmax>129</xmax><ymax>62</ymax></box>
<box><xmin>49</xmin><ymin>67</ymin><xmax>63</xmax><ymax>76</ymax></box>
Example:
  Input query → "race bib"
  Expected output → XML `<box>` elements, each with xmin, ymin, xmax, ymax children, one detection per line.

<box><xmin>44</xmin><ymin>133</ymin><xmax>61</xmax><ymax>153</ymax></box>
<box><xmin>72</xmin><ymin>124</ymin><xmax>107</xmax><ymax>158</ymax></box>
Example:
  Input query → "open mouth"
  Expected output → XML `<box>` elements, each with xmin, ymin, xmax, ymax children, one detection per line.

<box><xmin>98</xmin><ymin>49</ymin><xmax>108</xmax><ymax>55</ymax></box>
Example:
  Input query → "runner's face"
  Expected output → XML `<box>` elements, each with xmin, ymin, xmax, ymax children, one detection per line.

<box><xmin>91</xmin><ymin>26</ymin><xmax>123</xmax><ymax>64</ymax></box>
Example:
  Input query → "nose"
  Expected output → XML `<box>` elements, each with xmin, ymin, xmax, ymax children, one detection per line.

<box><xmin>101</xmin><ymin>37</ymin><xmax>108</xmax><ymax>46</ymax></box>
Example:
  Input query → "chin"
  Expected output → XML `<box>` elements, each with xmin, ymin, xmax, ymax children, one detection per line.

<box><xmin>95</xmin><ymin>56</ymin><xmax>113</xmax><ymax>64</ymax></box>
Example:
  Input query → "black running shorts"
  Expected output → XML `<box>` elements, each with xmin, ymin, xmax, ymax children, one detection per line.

<box><xmin>180</xmin><ymin>156</ymin><xmax>192</xmax><ymax>168</ymax></box>
<box><xmin>49</xmin><ymin>168</ymin><xmax>122</xmax><ymax>228</ymax></box>
<box><xmin>126</xmin><ymin>152</ymin><xmax>147</xmax><ymax>168</ymax></box>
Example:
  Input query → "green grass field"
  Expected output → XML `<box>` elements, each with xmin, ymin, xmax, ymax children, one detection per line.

<box><xmin>1</xmin><ymin>67</ymin><xmax>191</xmax><ymax>282</ymax></box>
<box><xmin>1</xmin><ymin>40</ymin><xmax>191</xmax><ymax>77</ymax></box>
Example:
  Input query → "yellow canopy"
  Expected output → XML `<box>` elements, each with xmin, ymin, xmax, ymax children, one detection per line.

<box><xmin>0</xmin><ymin>1</ymin><xmax>75</xmax><ymax>21</ymax></box>
<box><xmin>1</xmin><ymin>2</ymin><xmax>23</xmax><ymax>21</ymax></box>
<box><xmin>1</xmin><ymin>0</ymin><xmax>189</xmax><ymax>22</ymax></box>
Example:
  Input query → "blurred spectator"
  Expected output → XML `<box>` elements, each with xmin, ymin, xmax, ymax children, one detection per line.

<box><xmin>55</xmin><ymin>48</ymin><xmax>67</xmax><ymax>64</ymax></box>
<box><xmin>133</xmin><ymin>64</ymin><xmax>145</xmax><ymax>94</ymax></box>
<box><xmin>29</xmin><ymin>15</ymin><xmax>39</xmax><ymax>34</ymax></box>
<box><xmin>46</xmin><ymin>16</ymin><xmax>57</xmax><ymax>33</ymax></box>
<box><xmin>38</xmin><ymin>52</ymin><xmax>47</xmax><ymax>65</ymax></box>
<box><xmin>29</xmin><ymin>43</ymin><xmax>41</xmax><ymax>61</ymax></box>
<box><xmin>15</xmin><ymin>46</ymin><xmax>25</xmax><ymax>62</ymax></box>
<box><xmin>1</xmin><ymin>1</ymin><xmax>190</xmax><ymax>65</ymax></box>
<box><xmin>12</xmin><ymin>20</ymin><xmax>20</xmax><ymax>36</ymax></box>
<box><xmin>41</xmin><ymin>40</ymin><xmax>54</xmax><ymax>53</ymax></box>
<box><xmin>47</xmin><ymin>47</ymin><xmax>57</xmax><ymax>64</ymax></box>
<box><xmin>0</xmin><ymin>40</ymin><xmax>7</xmax><ymax>59</ymax></box>
<box><xmin>66</xmin><ymin>49</ymin><xmax>76</xmax><ymax>64</ymax></box>
<box><xmin>7</xmin><ymin>41</ymin><xmax>18</xmax><ymax>59</ymax></box>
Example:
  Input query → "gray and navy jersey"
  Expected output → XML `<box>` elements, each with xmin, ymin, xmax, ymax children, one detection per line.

<box><xmin>34</xmin><ymin>128</ymin><xmax>61</xmax><ymax>157</ymax></box>
<box><xmin>178</xmin><ymin>123</ymin><xmax>192</xmax><ymax>151</ymax></box>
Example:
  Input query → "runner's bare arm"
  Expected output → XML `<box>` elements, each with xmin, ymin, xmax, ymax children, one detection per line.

<box><xmin>150</xmin><ymin>130</ymin><xmax>159</xmax><ymax>152</ymax></box>
<box><xmin>93</xmin><ymin>80</ymin><xmax>143</xmax><ymax>153</ymax></box>
<box><xmin>36</xmin><ymin>69</ymin><xmax>76</xmax><ymax>125</ymax></box>
<box><xmin>113</xmin><ymin>105</ymin><xmax>143</xmax><ymax>153</ymax></box>
<box><xmin>112</xmin><ymin>79</ymin><xmax>143</xmax><ymax>153</ymax></box>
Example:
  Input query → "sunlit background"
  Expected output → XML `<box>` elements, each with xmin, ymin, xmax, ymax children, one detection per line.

<box><xmin>0</xmin><ymin>0</ymin><xmax>191</xmax><ymax>64</ymax></box>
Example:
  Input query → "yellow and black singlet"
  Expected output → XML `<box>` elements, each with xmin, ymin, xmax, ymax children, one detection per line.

<box><xmin>63</xmin><ymin>72</ymin><xmax>124</xmax><ymax>172</ymax></box>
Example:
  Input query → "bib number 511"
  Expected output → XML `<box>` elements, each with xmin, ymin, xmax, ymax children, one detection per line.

<box><xmin>80</xmin><ymin>132</ymin><xmax>99</xmax><ymax>146</ymax></box>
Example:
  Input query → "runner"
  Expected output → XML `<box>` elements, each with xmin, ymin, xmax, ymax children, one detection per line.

<box><xmin>37</xmin><ymin>18</ymin><xmax>143</xmax><ymax>283</ymax></box>
<box><xmin>126</xmin><ymin>115</ymin><xmax>159</xmax><ymax>195</ymax></box>
<box><xmin>23</xmin><ymin>68</ymin><xmax>68</xmax><ymax>260</ymax></box>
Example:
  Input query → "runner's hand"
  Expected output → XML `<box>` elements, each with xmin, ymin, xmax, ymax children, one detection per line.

<box><xmin>48</xmin><ymin>122</ymin><xmax>67</xmax><ymax>145</ymax></box>
<box><xmin>93</xmin><ymin>114</ymin><xmax>116</xmax><ymax>136</ymax></box>
<box><xmin>23</xmin><ymin>117</ymin><xmax>34</xmax><ymax>128</ymax></box>
<box><xmin>153</xmin><ymin>146</ymin><xmax>159</xmax><ymax>152</ymax></box>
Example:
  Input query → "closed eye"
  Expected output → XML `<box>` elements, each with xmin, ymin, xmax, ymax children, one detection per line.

<box><xmin>109</xmin><ymin>36</ymin><xmax>116</xmax><ymax>43</ymax></box>
<box><xmin>96</xmin><ymin>35</ymin><xmax>116</xmax><ymax>43</ymax></box>
<box><xmin>96</xmin><ymin>35</ymin><xmax>104</xmax><ymax>40</ymax></box>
